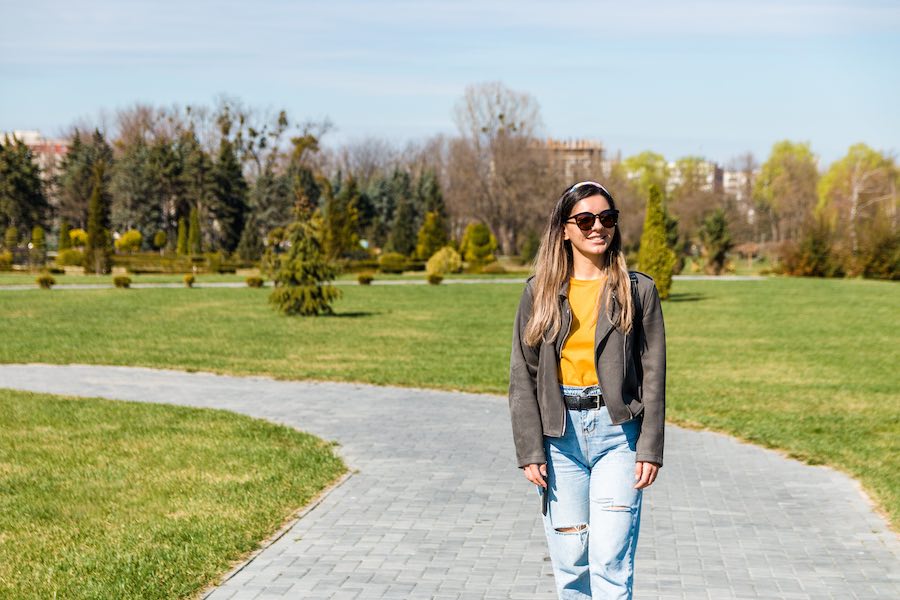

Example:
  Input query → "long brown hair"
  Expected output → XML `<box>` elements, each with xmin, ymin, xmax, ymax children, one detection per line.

<box><xmin>523</xmin><ymin>182</ymin><xmax>634</xmax><ymax>347</ymax></box>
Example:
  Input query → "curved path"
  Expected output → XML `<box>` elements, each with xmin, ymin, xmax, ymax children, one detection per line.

<box><xmin>1</xmin><ymin>364</ymin><xmax>897</xmax><ymax>600</ymax></box>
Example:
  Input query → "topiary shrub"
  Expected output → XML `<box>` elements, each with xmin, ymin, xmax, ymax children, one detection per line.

<box><xmin>115</xmin><ymin>229</ymin><xmax>143</xmax><ymax>254</ymax></box>
<box><xmin>183</xmin><ymin>274</ymin><xmax>195</xmax><ymax>288</ymax></box>
<box><xmin>378</xmin><ymin>252</ymin><xmax>407</xmax><ymax>274</ymax></box>
<box><xmin>427</xmin><ymin>273</ymin><xmax>443</xmax><ymax>285</ymax></box>
<box><xmin>0</xmin><ymin>251</ymin><xmax>12</xmax><ymax>271</ymax></box>
<box><xmin>113</xmin><ymin>276</ymin><xmax>131</xmax><ymax>288</ymax></box>
<box><xmin>425</xmin><ymin>246</ymin><xmax>462</xmax><ymax>277</ymax></box>
<box><xmin>357</xmin><ymin>272</ymin><xmax>374</xmax><ymax>285</ymax></box>
<box><xmin>56</xmin><ymin>248</ymin><xmax>84</xmax><ymax>267</ymax></box>
<box><xmin>36</xmin><ymin>274</ymin><xmax>55</xmax><ymax>289</ymax></box>
<box><xmin>246</xmin><ymin>276</ymin><xmax>264</xmax><ymax>288</ymax></box>
<box><xmin>480</xmin><ymin>261</ymin><xmax>506</xmax><ymax>274</ymax></box>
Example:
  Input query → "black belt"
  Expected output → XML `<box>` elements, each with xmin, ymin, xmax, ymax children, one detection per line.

<box><xmin>563</xmin><ymin>393</ymin><xmax>604</xmax><ymax>410</ymax></box>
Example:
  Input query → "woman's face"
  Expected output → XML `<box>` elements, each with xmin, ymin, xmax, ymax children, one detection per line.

<box><xmin>563</xmin><ymin>194</ymin><xmax>615</xmax><ymax>257</ymax></box>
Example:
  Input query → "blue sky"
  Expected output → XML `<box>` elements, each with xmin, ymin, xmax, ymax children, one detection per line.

<box><xmin>2</xmin><ymin>0</ymin><xmax>898</xmax><ymax>166</ymax></box>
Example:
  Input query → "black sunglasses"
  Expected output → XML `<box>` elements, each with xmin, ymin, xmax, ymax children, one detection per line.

<box><xmin>566</xmin><ymin>209</ymin><xmax>619</xmax><ymax>231</ymax></box>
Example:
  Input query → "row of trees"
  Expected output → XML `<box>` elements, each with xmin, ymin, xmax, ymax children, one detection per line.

<box><xmin>0</xmin><ymin>85</ymin><xmax>897</xmax><ymax>279</ymax></box>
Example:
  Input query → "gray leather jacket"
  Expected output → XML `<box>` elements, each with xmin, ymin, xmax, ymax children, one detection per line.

<box><xmin>508</xmin><ymin>271</ymin><xmax>666</xmax><ymax>469</ymax></box>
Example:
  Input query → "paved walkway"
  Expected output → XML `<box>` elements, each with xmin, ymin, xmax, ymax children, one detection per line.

<box><xmin>1</xmin><ymin>364</ymin><xmax>897</xmax><ymax>600</ymax></box>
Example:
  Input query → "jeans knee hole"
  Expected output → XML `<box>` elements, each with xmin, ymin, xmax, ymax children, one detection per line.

<box><xmin>554</xmin><ymin>524</ymin><xmax>588</xmax><ymax>534</ymax></box>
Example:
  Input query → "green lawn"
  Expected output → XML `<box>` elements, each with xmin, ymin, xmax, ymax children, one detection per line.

<box><xmin>0</xmin><ymin>388</ymin><xmax>345</xmax><ymax>599</ymax></box>
<box><xmin>1</xmin><ymin>277</ymin><xmax>897</xmax><ymax>531</ymax></box>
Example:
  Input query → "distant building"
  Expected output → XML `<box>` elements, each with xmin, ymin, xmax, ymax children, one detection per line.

<box><xmin>543</xmin><ymin>138</ymin><xmax>605</xmax><ymax>182</ymax></box>
<box><xmin>666</xmin><ymin>160</ymin><xmax>723</xmax><ymax>195</ymax></box>
<box><xmin>3</xmin><ymin>130</ymin><xmax>69</xmax><ymax>182</ymax></box>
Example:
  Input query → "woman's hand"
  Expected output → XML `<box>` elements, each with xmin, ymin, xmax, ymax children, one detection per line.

<box><xmin>524</xmin><ymin>463</ymin><xmax>548</xmax><ymax>488</ymax></box>
<box><xmin>634</xmin><ymin>461</ymin><xmax>660</xmax><ymax>489</ymax></box>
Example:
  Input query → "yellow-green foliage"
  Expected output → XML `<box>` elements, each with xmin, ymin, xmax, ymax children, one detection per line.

<box><xmin>425</xmin><ymin>246</ymin><xmax>462</xmax><ymax>276</ymax></box>
<box><xmin>459</xmin><ymin>222</ymin><xmax>497</xmax><ymax>264</ymax></box>
<box><xmin>0</xmin><ymin>251</ymin><xmax>12</xmax><ymax>271</ymax></box>
<box><xmin>638</xmin><ymin>185</ymin><xmax>676</xmax><ymax>299</ymax></box>
<box><xmin>378</xmin><ymin>252</ymin><xmax>408</xmax><ymax>274</ymax></box>
<box><xmin>69</xmin><ymin>228</ymin><xmax>88</xmax><ymax>247</ymax></box>
<box><xmin>115</xmin><ymin>229</ymin><xmax>143</xmax><ymax>253</ymax></box>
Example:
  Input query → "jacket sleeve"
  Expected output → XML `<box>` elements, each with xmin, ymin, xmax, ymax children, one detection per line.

<box><xmin>508</xmin><ymin>283</ymin><xmax>546</xmax><ymax>468</ymax></box>
<box><xmin>636</xmin><ymin>281</ymin><xmax>666</xmax><ymax>467</ymax></box>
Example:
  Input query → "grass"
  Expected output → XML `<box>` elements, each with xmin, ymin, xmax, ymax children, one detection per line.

<box><xmin>0</xmin><ymin>277</ymin><xmax>897</xmax><ymax>531</ymax></box>
<box><xmin>0</xmin><ymin>388</ymin><xmax>345</xmax><ymax>599</ymax></box>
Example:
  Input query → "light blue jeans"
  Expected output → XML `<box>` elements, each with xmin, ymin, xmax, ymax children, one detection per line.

<box><xmin>538</xmin><ymin>383</ymin><xmax>644</xmax><ymax>599</ymax></box>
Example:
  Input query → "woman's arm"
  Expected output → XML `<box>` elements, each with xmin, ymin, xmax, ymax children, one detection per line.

<box><xmin>508</xmin><ymin>283</ymin><xmax>546</xmax><ymax>469</ymax></box>
<box><xmin>635</xmin><ymin>280</ymin><xmax>666</xmax><ymax>467</ymax></box>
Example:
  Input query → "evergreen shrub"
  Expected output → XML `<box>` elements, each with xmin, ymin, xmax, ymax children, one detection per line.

<box><xmin>425</xmin><ymin>246</ymin><xmax>462</xmax><ymax>276</ymax></box>
<box><xmin>358</xmin><ymin>272</ymin><xmax>374</xmax><ymax>285</ymax></box>
<box><xmin>0</xmin><ymin>251</ymin><xmax>12</xmax><ymax>271</ymax></box>
<box><xmin>246</xmin><ymin>276</ymin><xmax>264</xmax><ymax>288</ymax></box>
<box><xmin>427</xmin><ymin>273</ymin><xmax>443</xmax><ymax>285</ymax></box>
<box><xmin>378</xmin><ymin>252</ymin><xmax>407</xmax><ymax>274</ymax></box>
<box><xmin>113</xmin><ymin>276</ymin><xmax>131</xmax><ymax>288</ymax></box>
<box><xmin>36</xmin><ymin>274</ymin><xmax>55</xmax><ymax>289</ymax></box>
<box><xmin>56</xmin><ymin>249</ymin><xmax>84</xmax><ymax>267</ymax></box>
<box><xmin>184</xmin><ymin>274</ymin><xmax>195</xmax><ymax>288</ymax></box>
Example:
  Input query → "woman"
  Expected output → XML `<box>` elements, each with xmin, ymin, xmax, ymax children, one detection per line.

<box><xmin>508</xmin><ymin>181</ymin><xmax>666</xmax><ymax>599</ymax></box>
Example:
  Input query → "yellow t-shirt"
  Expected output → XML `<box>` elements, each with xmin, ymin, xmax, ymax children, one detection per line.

<box><xmin>558</xmin><ymin>276</ymin><xmax>606</xmax><ymax>386</ymax></box>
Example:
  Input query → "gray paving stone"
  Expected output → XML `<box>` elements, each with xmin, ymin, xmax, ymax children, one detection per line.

<box><xmin>1</xmin><ymin>363</ymin><xmax>898</xmax><ymax>599</ymax></box>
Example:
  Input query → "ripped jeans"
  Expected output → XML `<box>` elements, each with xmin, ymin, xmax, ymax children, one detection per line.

<box><xmin>538</xmin><ymin>383</ymin><xmax>643</xmax><ymax>599</ymax></box>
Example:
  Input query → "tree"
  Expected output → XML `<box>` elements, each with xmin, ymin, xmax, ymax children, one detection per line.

<box><xmin>153</xmin><ymin>230</ymin><xmax>167</xmax><ymax>255</ymax></box>
<box><xmin>817</xmin><ymin>143</ymin><xmax>898</xmax><ymax>272</ymax></box>
<box><xmin>58</xmin><ymin>218</ymin><xmax>72</xmax><ymax>251</ymax></box>
<box><xmin>179</xmin><ymin>130</ymin><xmax>216</xmax><ymax>249</ymax></box>
<box><xmin>623</xmin><ymin>151</ymin><xmax>669</xmax><ymax>200</ymax></box>
<box><xmin>236</xmin><ymin>213</ymin><xmax>264</xmax><ymax>261</ymax></box>
<box><xmin>3</xmin><ymin>226</ymin><xmax>18</xmax><ymax>250</ymax></box>
<box><xmin>176</xmin><ymin>217</ymin><xmax>188</xmax><ymax>255</ymax></box>
<box><xmin>320</xmin><ymin>176</ymin><xmax>361</xmax><ymax>260</ymax></box>
<box><xmin>753</xmin><ymin>141</ymin><xmax>819</xmax><ymax>243</ymax></box>
<box><xmin>84</xmin><ymin>162</ymin><xmax>113</xmax><ymax>274</ymax></box>
<box><xmin>115</xmin><ymin>229</ymin><xmax>143</xmax><ymax>254</ymax></box>
<box><xmin>30</xmin><ymin>226</ymin><xmax>46</xmax><ymax>267</ymax></box>
<box><xmin>387</xmin><ymin>193</ymin><xmax>418</xmax><ymax>256</ymax></box>
<box><xmin>446</xmin><ymin>81</ymin><xmax>556</xmax><ymax>255</ymax></box>
<box><xmin>110</xmin><ymin>138</ymin><xmax>161</xmax><ymax>247</ymax></box>
<box><xmin>415</xmin><ymin>211</ymin><xmax>449</xmax><ymax>260</ymax></box>
<box><xmin>459</xmin><ymin>222</ymin><xmax>498</xmax><ymax>265</ymax></box>
<box><xmin>0</xmin><ymin>135</ymin><xmax>50</xmax><ymax>236</ymax></box>
<box><xmin>638</xmin><ymin>185</ymin><xmax>677</xmax><ymax>299</ymax></box>
<box><xmin>188</xmin><ymin>207</ymin><xmax>202</xmax><ymax>255</ymax></box>
<box><xmin>211</xmin><ymin>122</ymin><xmax>248</xmax><ymax>253</ymax></box>
<box><xmin>266</xmin><ymin>197</ymin><xmax>341</xmax><ymax>316</ymax></box>
<box><xmin>56</xmin><ymin>130</ymin><xmax>113</xmax><ymax>229</ymax></box>
<box><xmin>698</xmin><ymin>209</ymin><xmax>733</xmax><ymax>275</ymax></box>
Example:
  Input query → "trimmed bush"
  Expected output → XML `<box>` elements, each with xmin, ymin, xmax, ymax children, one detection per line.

<box><xmin>425</xmin><ymin>246</ymin><xmax>462</xmax><ymax>277</ymax></box>
<box><xmin>0</xmin><ymin>251</ymin><xmax>12</xmax><ymax>271</ymax></box>
<box><xmin>183</xmin><ymin>274</ymin><xmax>195</xmax><ymax>288</ymax></box>
<box><xmin>56</xmin><ymin>249</ymin><xmax>85</xmax><ymax>267</ymax></box>
<box><xmin>113</xmin><ymin>276</ymin><xmax>131</xmax><ymax>288</ymax></box>
<box><xmin>378</xmin><ymin>252</ymin><xmax>407</xmax><ymax>274</ymax></box>
<box><xmin>357</xmin><ymin>272</ymin><xmax>374</xmax><ymax>285</ymax></box>
<box><xmin>36</xmin><ymin>274</ymin><xmax>55</xmax><ymax>289</ymax></box>
<box><xmin>246</xmin><ymin>276</ymin><xmax>264</xmax><ymax>288</ymax></box>
<box><xmin>427</xmin><ymin>273</ymin><xmax>444</xmax><ymax>285</ymax></box>
<box><xmin>115</xmin><ymin>229</ymin><xmax>143</xmax><ymax>254</ymax></box>
<box><xmin>69</xmin><ymin>228</ymin><xmax>88</xmax><ymax>248</ymax></box>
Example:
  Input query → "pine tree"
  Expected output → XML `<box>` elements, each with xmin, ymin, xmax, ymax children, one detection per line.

<box><xmin>176</xmin><ymin>217</ymin><xmax>188</xmax><ymax>255</ymax></box>
<box><xmin>56</xmin><ymin>130</ymin><xmax>113</xmax><ymax>229</ymax></box>
<box><xmin>58</xmin><ymin>218</ymin><xmax>71</xmax><ymax>251</ymax></box>
<box><xmin>211</xmin><ymin>127</ymin><xmax>248</xmax><ymax>253</ymax></box>
<box><xmin>179</xmin><ymin>130</ymin><xmax>215</xmax><ymax>248</ymax></box>
<box><xmin>236</xmin><ymin>213</ymin><xmax>264</xmax><ymax>261</ymax></box>
<box><xmin>638</xmin><ymin>184</ymin><xmax>677</xmax><ymax>299</ymax></box>
<box><xmin>266</xmin><ymin>191</ymin><xmax>341</xmax><ymax>316</ymax></box>
<box><xmin>415</xmin><ymin>211</ymin><xmax>449</xmax><ymax>260</ymax></box>
<box><xmin>188</xmin><ymin>207</ymin><xmax>202</xmax><ymax>255</ymax></box>
<box><xmin>321</xmin><ymin>176</ymin><xmax>360</xmax><ymax>260</ymax></box>
<box><xmin>84</xmin><ymin>162</ymin><xmax>113</xmax><ymax>274</ymax></box>
<box><xmin>387</xmin><ymin>195</ymin><xmax>418</xmax><ymax>256</ymax></box>
<box><xmin>698</xmin><ymin>208</ymin><xmax>733</xmax><ymax>275</ymax></box>
<box><xmin>460</xmin><ymin>222</ymin><xmax>498</xmax><ymax>264</ymax></box>
<box><xmin>0</xmin><ymin>135</ymin><xmax>50</xmax><ymax>235</ymax></box>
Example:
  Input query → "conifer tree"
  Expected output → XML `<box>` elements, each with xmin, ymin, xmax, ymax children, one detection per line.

<box><xmin>267</xmin><ymin>188</ymin><xmax>341</xmax><ymax>316</ymax></box>
<box><xmin>0</xmin><ymin>135</ymin><xmax>49</xmax><ymax>235</ymax></box>
<box><xmin>698</xmin><ymin>208</ymin><xmax>733</xmax><ymax>275</ymax></box>
<box><xmin>58</xmin><ymin>218</ymin><xmax>71</xmax><ymax>251</ymax></box>
<box><xmin>84</xmin><ymin>162</ymin><xmax>113</xmax><ymax>274</ymax></box>
<box><xmin>30</xmin><ymin>226</ymin><xmax>46</xmax><ymax>266</ymax></box>
<box><xmin>176</xmin><ymin>217</ymin><xmax>188</xmax><ymax>255</ymax></box>
<box><xmin>638</xmin><ymin>184</ymin><xmax>677</xmax><ymax>299</ymax></box>
<box><xmin>387</xmin><ymin>195</ymin><xmax>418</xmax><ymax>256</ymax></box>
<box><xmin>321</xmin><ymin>176</ymin><xmax>360</xmax><ymax>260</ymax></box>
<box><xmin>211</xmin><ymin>123</ymin><xmax>248</xmax><ymax>253</ymax></box>
<box><xmin>460</xmin><ymin>222</ymin><xmax>498</xmax><ymax>265</ymax></box>
<box><xmin>236</xmin><ymin>213</ymin><xmax>264</xmax><ymax>262</ymax></box>
<box><xmin>415</xmin><ymin>211</ymin><xmax>449</xmax><ymax>260</ymax></box>
<box><xmin>188</xmin><ymin>207</ymin><xmax>202</xmax><ymax>255</ymax></box>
